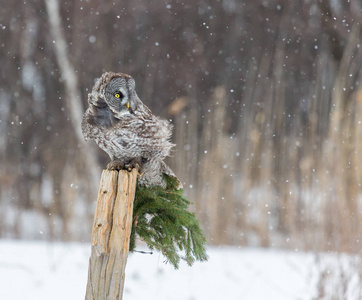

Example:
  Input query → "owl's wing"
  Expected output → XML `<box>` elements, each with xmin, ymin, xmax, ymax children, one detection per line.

<box><xmin>107</xmin><ymin>127</ymin><xmax>172</xmax><ymax>160</ymax></box>
<box><xmin>81</xmin><ymin>109</ymin><xmax>94</xmax><ymax>141</ymax></box>
<box><xmin>161</xmin><ymin>161</ymin><xmax>183</xmax><ymax>189</ymax></box>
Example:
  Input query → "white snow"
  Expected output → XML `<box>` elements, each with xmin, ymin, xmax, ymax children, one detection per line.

<box><xmin>0</xmin><ymin>240</ymin><xmax>360</xmax><ymax>300</ymax></box>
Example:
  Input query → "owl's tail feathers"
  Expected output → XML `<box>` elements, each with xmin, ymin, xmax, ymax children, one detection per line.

<box><xmin>161</xmin><ymin>161</ymin><xmax>183</xmax><ymax>190</ymax></box>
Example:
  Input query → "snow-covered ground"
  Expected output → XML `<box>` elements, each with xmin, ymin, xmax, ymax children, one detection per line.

<box><xmin>0</xmin><ymin>240</ymin><xmax>361</xmax><ymax>300</ymax></box>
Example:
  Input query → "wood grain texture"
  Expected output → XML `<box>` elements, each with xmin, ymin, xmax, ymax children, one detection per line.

<box><xmin>85</xmin><ymin>169</ymin><xmax>138</xmax><ymax>300</ymax></box>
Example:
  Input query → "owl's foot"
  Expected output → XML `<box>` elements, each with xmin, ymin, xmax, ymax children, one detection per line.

<box><xmin>125</xmin><ymin>157</ymin><xmax>143</xmax><ymax>175</ymax></box>
<box><xmin>107</xmin><ymin>159</ymin><xmax>125</xmax><ymax>171</ymax></box>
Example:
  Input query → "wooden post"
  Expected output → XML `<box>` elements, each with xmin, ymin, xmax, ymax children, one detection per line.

<box><xmin>85</xmin><ymin>169</ymin><xmax>138</xmax><ymax>300</ymax></box>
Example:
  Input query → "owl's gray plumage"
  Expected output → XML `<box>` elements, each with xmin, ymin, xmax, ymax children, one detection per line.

<box><xmin>81</xmin><ymin>72</ymin><xmax>182</xmax><ymax>189</ymax></box>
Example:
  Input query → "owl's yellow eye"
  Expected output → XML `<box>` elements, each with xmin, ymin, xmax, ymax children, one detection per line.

<box><xmin>114</xmin><ymin>93</ymin><xmax>121</xmax><ymax>98</ymax></box>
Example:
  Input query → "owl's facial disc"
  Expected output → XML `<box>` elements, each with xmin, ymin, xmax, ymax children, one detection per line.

<box><xmin>105</xmin><ymin>77</ymin><xmax>133</xmax><ymax>118</ymax></box>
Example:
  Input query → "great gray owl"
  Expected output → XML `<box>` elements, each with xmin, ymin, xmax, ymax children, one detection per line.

<box><xmin>81</xmin><ymin>72</ymin><xmax>182</xmax><ymax>189</ymax></box>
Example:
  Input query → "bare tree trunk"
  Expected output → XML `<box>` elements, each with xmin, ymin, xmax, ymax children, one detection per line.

<box><xmin>325</xmin><ymin>24</ymin><xmax>361</xmax><ymax>251</ymax></box>
<box><xmin>86</xmin><ymin>169</ymin><xmax>138</xmax><ymax>300</ymax></box>
<box><xmin>45</xmin><ymin>0</ymin><xmax>99</xmax><ymax>191</ymax></box>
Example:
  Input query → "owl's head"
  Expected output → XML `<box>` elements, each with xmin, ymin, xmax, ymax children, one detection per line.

<box><xmin>89</xmin><ymin>72</ymin><xmax>138</xmax><ymax>118</ymax></box>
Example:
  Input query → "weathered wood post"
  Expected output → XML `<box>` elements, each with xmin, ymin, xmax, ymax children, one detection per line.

<box><xmin>85</xmin><ymin>168</ymin><xmax>138</xmax><ymax>300</ymax></box>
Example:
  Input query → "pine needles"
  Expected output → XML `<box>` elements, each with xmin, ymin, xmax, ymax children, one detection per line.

<box><xmin>129</xmin><ymin>175</ymin><xmax>208</xmax><ymax>269</ymax></box>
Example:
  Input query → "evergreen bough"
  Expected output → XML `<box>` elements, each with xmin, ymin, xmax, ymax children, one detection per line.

<box><xmin>129</xmin><ymin>174</ymin><xmax>208</xmax><ymax>269</ymax></box>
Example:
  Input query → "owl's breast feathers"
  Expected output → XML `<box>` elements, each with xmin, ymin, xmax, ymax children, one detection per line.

<box><xmin>82</xmin><ymin>100</ymin><xmax>173</xmax><ymax>158</ymax></box>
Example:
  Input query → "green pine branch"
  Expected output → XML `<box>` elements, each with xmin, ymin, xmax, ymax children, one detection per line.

<box><xmin>129</xmin><ymin>174</ymin><xmax>208</xmax><ymax>269</ymax></box>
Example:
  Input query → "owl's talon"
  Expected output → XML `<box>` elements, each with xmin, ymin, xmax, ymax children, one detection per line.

<box><xmin>125</xmin><ymin>158</ymin><xmax>143</xmax><ymax>174</ymax></box>
<box><xmin>135</xmin><ymin>164</ymin><xmax>142</xmax><ymax>176</ymax></box>
<box><xmin>126</xmin><ymin>163</ymin><xmax>141</xmax><ymax>176</ymax></box>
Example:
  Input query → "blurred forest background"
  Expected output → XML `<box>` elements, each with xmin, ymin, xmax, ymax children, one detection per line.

<box><xmin>1</xmin><ymin>0</ymin><xmax>362</xmax><ymax>254</ymax></box>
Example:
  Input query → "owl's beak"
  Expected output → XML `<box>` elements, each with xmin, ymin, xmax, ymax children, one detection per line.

<box><xmin>126</xmin><ymin>102</ymin><xmax>130</xmax><ymax>109</ymax></box>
